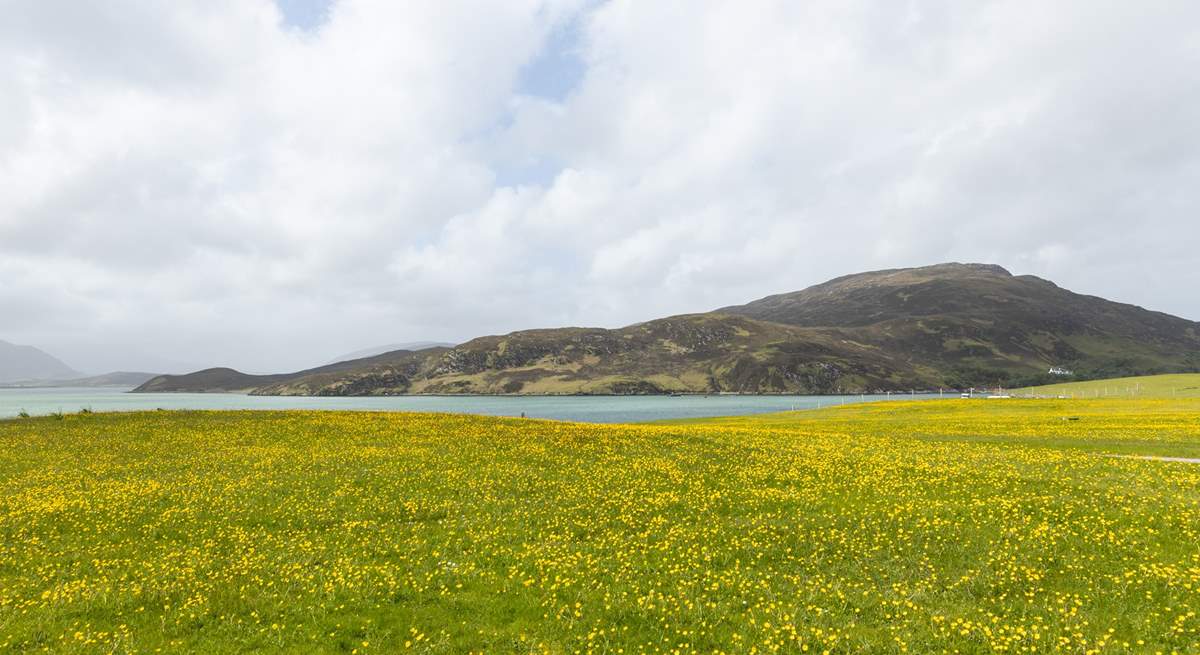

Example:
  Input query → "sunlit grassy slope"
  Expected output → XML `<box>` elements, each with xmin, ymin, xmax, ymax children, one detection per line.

<box><xmin>2</xmin><ymin>401</ymin><xmax>1199</xmax><ymax>653</ymax></box>
<box><xmin>1015</xmin><ymin>373</ymin><xmax>1200</xmax><ymax>399</ymax></box>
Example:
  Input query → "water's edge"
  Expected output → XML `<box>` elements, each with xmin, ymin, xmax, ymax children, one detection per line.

<box><xmin>0</xmin><ymin>387</ymin><xmax>943</xmax><ymax>423</ymax></box>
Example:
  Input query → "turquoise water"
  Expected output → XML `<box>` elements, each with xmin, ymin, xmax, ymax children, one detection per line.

<box><xmin>0</xmin><ymin>388</ymin><xmax>940</xmax><ymax>423</ymax></box>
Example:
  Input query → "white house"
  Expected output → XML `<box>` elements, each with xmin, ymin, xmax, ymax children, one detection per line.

<box><xmin>1048</xmin><ymin>366</ymin><xmax>1073</xmax><ymax>376</ymax></box>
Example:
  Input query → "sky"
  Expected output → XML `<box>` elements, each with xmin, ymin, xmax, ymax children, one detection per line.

<box><xmin>1</xmin><ymin>1</ymin><xmax>1198</xmax><ymax>374</ymax></box>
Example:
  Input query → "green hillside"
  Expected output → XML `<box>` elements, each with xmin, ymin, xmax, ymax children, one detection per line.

<box><xmin>1016</xmin><ymin>373</ymin><xmax>1200</xmax><ymax>398</ymax></box>
<box><xmin>672</xmin><ymin>396</ymin><xmax>1200</xmax><ymax>457</ymax></box>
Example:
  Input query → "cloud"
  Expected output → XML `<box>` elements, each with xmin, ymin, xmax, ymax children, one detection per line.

<box><xmin>0</xmin><ymin>0</ymin><xmax>1197</xmax><ymax>372</ymax></box>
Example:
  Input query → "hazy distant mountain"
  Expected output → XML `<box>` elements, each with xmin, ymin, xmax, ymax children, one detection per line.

<box><xmin>135</xmin><ymin>263</ymin><xmax>1200</xmax><ymax>396</ymax></box>
<box><xmin>0</xmin><ymin>371</ymin><xmax>160</xmax><ymax>388</ymax></box>
<box><xmin>325</xmin><ymin>342</ymin><xmax>456</xmax><ymax>364</ymax></box>
<box><xmin>45</xmin><ymin>345</ymin><xmax>203</xmax><ymax>378</ymax></box>
<box><xmin>0</xmin><ymin>340</ymin><xmax>80</xmax><ymax>383</ymax></box>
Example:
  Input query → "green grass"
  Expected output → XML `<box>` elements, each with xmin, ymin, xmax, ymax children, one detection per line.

<box><xmin>665</xmin><ymin>397</ymin><xmax>1200</xmax><ymax>457</ymax></box>
<box><xmin>1</xmin><ymin>403</ymin><xmax>1199</xmax><ymax>653</ymax></box>
<box><xmin>1016</xmin><ymin>373</ymin><xmax>1200</xmax><ymax>399</ymax></box>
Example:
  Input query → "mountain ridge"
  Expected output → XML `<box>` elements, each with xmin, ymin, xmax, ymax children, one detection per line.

<box><xmin>0</xmin><ymin>371</ymin><xmax>159</xmax><ymax>389</ymax></box>
<box><xmin>324</xmin><ymin>341</ymin><xmax>456</xmax><ymax>365</ymax></box>
<box><xmin>0</xmin><ymin>340</ymin><xmax>81</xmax><ymax>383</ymax></box>
<box><xmin>134</xmin><ymin>263</ymin><xmax>1200</xmax><ymax>395</ymax></box>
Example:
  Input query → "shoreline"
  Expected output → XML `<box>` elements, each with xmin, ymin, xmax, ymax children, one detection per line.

<box><xmin>135</xmin><ymin>390</ymin><xmax>950</xmax><ymax>398</ymax></box>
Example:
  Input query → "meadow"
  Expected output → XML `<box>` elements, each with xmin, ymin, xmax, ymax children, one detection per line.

<box><xmin>1016</xmin><ymin>373</ymin><xmax>1200</xmax><ymax>400</ymax></box>
<box><xmin>1</xmin><ymin>400</ymin><xmax>1198</xmax><ymax>653</ymax></box>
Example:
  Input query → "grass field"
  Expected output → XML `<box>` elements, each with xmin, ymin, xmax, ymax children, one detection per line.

<box><xmin>669</xmin><ymin>397</ymin><xmax>1200</xmax><ymax>458</ymax></box>
<box><xmin>2</xmin><ymin>401</ymin><xmax>1199</xmax><ymax>653</ymax></box>
<box><xmin>1017</xmin><ymin>373</ymin><xmax>1200</xmax><ymax>399</ymax></box>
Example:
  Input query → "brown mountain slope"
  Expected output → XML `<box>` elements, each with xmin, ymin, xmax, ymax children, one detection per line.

<box><xmin>250</xmin><ymin>314</ymin><xmax>924</xmax><ymax>396</ymax></box>
<box><xmin>135</xmin><ymin>263</ymin><xmax>1200</xmax><ymax>395</ymax></box>
<box><xmin>719</xmin><ymin>263</ymin><xmax>1200</xmax><ymax>385</ymax></box>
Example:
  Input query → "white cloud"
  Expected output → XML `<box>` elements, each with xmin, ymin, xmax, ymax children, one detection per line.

<box><xmin>0</xmin><ymin>0</ymin><xmax>1197</xmax><ymax>373</ymax></box>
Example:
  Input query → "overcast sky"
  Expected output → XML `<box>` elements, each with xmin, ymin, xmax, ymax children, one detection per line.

<box><xmin>2</xmin><ymin>1</ymin><xmax>1198</xmax><ymax>374</ymax></box>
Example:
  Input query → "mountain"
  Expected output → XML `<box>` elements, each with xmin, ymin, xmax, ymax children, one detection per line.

<box><xmin>135</xmin><ymin>347</ymin><xmax>453</xmax><ymax>393</ymax></box>
<box><xmin>718</xmin><ymin>263</ymin><xmax>1200</xmax><ymax>386</ymax></box>
<box><xmin>134</xmin><ymin>263</ymin><xmax>1200</xmax><ymax>395</ymax></box>
<box><xmin>0</xmin><ymin>340</ymin><xmax>80</xmax><ymax>383</ymax></box>
<box><xmin>0</xmin><ymin>371</ymin><xmax>161</xmax><ymax>389</ymax></box>
<box><xmin>325</xmin><ymin>341</ymin><xmax>456</xmax><ymax>364</ymax></box>
<box><xmin>58</xmin><ymin>372</ymin><xmax>160</xmax><ymax>387</ymax></box>
<box><xmin>140</xmin><ymin>316</ymin><xmax>907</xmax><ymax>396</ymax></box>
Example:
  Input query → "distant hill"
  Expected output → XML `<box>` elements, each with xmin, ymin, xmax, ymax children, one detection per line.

<box><xmin>135</xmin><ymin>347</ymin><xmax>454</xmax><ymax>394</ymax></box>
<box><xmin>134</xmin><ymin>263</ymin><xmax>1200</xmax><ymax>396</ymax></box>
<box><xmin>0</xmin><ymin>340</ymin><xmax>80</xmax><ymax>383</ymax></box>
<box><xmin>134</xmin><ymin>368</ymin><xmax>289</xmax><ymax>393</ymax></box>
<box><xmin>0</xmin><ymin>371</ymin><xmax>161</xmax><ymax>389</ymax></box>
<box><xmin>325</xmin><ymin>341</ymin><xmax>456</xmax><ymax>364</ymax></box>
